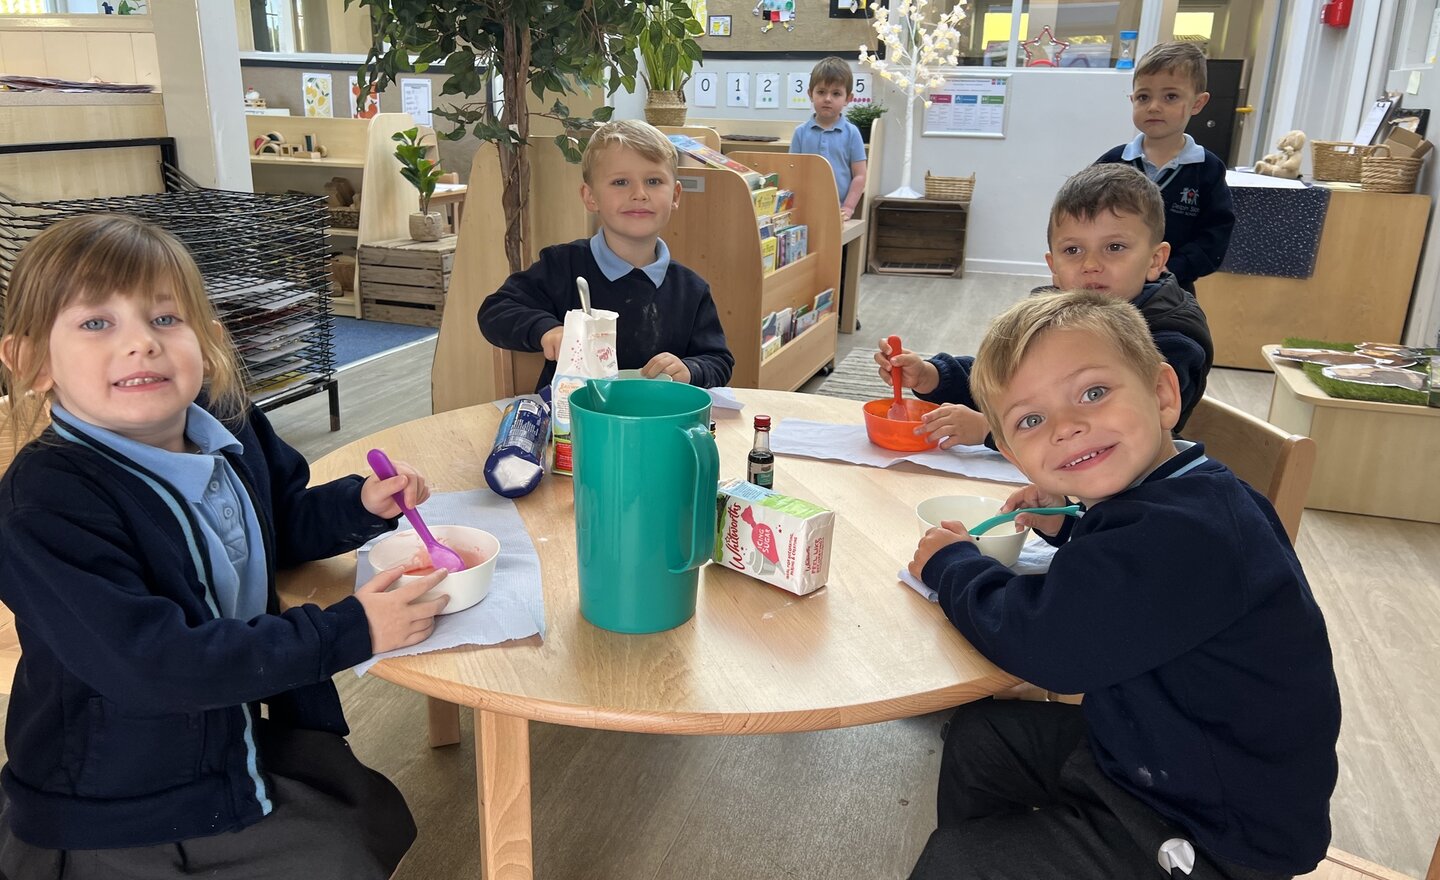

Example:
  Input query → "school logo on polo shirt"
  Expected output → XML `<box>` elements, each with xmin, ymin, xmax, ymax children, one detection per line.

<box><xmin>1180</xmin><ymin>187</ymin><xmax>1198</xmax><ymax>206</ymax></box>
<box><xmin>1172</xmin><ymin>186</ymin><xmax>1201</xmax><ymax>218</ymax></box>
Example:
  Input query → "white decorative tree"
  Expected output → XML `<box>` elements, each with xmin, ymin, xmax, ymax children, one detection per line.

<box><xmin>859</xmin><ymin>0</ymin><xmax>967</xmax><ymax>198</ymax></box>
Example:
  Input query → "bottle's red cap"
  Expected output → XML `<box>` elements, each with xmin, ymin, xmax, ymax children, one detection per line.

<box><xmin>754</xmin><ymin>415</ymin><xmax>771</xmax><ymax>429</ymax></box>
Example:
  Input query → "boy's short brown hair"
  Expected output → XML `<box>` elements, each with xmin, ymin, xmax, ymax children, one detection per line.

<box><xmin>1047</xmin><ymin>164</ymin><xmax>1166</xmax><ymax>246</ymax></box>
<box><xmin>581</xmin><ymin>119</ymin><xmax>678</xmax><ymax>184</ymax></box>
<box><xmin>1135</xmin><ymin>41</ymin><xmax>1208</xmax><ymax>94</ymax></box>
<box><xmin>809</xmin><ymin>56</ymin><xmax>854</xmax><ymax>94</ymax></box>
<box><xmin>971</xmin><ymin>290</ymin><xmax>1164</xmax><ymax>445</ymax></box>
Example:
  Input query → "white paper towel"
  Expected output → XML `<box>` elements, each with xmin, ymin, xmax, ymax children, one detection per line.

<box><xmin>351</xmin><ymin>488</ymin><xmax>545</xmax><ymax>675</ymax></box>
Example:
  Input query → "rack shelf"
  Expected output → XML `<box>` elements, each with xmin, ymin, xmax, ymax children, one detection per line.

<box><xmin>0</xmin><ymin>183</ymin><xmax>339</xmax><ymax>429</ymax></box>
<box><xmin>247</xmin><ymin>113</ymin><xmax>420</xmax><ymax>318</ymax></box>
<box><xmin>663</xmin><ymin>151</ymin><xmax>841</xmax><ymax>391</ymax></box>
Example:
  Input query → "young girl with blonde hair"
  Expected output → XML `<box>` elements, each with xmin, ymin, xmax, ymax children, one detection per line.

<box><xmin>0</xmin><ymin>214</ymin><xmax>446</xmax><ymax>879</ymax></box>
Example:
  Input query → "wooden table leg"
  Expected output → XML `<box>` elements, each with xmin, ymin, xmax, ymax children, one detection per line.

<box><xmin>475</xmin><ymin>709</ymin><xmax>533</xmax><ymax>879</ymax></box>
<box><xmin>427</xmin><ymin>696</ymin><xmax>462</xmax><ymax>747</ymax></box>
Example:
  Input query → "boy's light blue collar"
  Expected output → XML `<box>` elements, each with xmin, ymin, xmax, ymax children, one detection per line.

<box><xmin>589</xmin><ymin>230</ymin><xmax>670</xmax><ymax>287</ymax></box>
<box><xmin>51</xmin><ymin>401</ymin><xmax>243</xmax><ymax>503</ymax></box>
<box><xmin>805</xmin><ymin>113</ymin><xmax>845</xmax><ymax>132</ymax></box>
<box><xmin>1121</xmin><ymin>133</ymin><xmax>1205</xmax><ymax>169</ymax></box>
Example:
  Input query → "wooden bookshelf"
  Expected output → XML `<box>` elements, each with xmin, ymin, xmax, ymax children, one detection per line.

<box><xmin>246</xmin><ymin>112</ymin><xmax>419</xmax><ymax>318</ymax></box>
<box><xmin>662</xmin><ymin>151</ymin><xmax>841</xmax><ymax>390</ymax></box>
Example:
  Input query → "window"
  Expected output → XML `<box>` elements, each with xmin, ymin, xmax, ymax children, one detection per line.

<box><xmin>964</xmin><ymin>0</ymin><xmax>1141</xmax><ymax>68</ymax></box>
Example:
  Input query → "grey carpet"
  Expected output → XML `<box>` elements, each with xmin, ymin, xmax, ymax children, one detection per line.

<box><xmin>814</xmin><ymin>348</ymin><xmax>933</xmax><ymax>403</ymax></box>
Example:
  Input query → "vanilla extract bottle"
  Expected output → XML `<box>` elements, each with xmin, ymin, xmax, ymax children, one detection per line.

<box><xmin>747</xmin><ymin>415</ymin><xmax>774</xmax><ymax>489</ymax></box>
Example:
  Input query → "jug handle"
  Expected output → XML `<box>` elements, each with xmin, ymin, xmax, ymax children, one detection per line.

<box><xmin>670</xmin><ymin>422</ymin><xmax>720</xmax><ymax>574</ymax></box>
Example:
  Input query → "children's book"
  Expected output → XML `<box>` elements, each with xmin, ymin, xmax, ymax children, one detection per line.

<box><xmin>667</xmin><ymin>135</ymin><xmax>764</xmax><ymax>189</ymax></box>
<box><xmin>760</xmin><ymin>236</ymin><xmax>778</xmax><ymax>275</ymax></box>
<box><xmin>814</xmin><ymin>288</ymin><xmax>835</xmax><ymax>314</ymax></box>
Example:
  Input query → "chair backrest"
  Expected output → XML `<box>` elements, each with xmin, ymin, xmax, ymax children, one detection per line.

<box><xmin>1181</xmin><ymin>396</ymin><xmax>1316</xmax><ymax>544</ymax></box>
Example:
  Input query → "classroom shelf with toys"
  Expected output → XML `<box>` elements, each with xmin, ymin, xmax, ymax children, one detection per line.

<box><xmin>662</xmin><ymin>150</ymin><xmax>841</xmax><ymax>391</ymax></box>
<box><xmin>246</xmin><ymin>112</ymin><xmax>419</xmax><ymax>318</ymax></box>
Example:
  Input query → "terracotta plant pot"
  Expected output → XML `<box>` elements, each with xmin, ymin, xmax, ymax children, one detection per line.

<box><xmin>643</xmin><ymin>89</ymin><xmax>687</xmax><ymax>127</ymax></box>
<box><xmin>409</xmin><ymin>211</ymin><xmax>444</xmax><ymax>242</ymax></box>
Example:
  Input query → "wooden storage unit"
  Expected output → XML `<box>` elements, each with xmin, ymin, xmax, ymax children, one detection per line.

<box><xmin>663</xmin><ymin>151</ymin><xmax>841</xmax><ymax>390</ymax></box>
<box><xmin>247</xmin><ymin>112</ymin><xmax>420</xmax><ymax>318</ymax></box>
<box><xmin>1263</xmin><ymin>346</ymin><xmax>1440</xmax><ymax>524</ymax></box>
<box><xmin>358</xmin><ymin>236</ymin><xmax>455</xmax><ymax>328</ymax></box>
<box><xmin>867</xmin><ymin>196</ymin><xmax>968</xmax><ymax>278</ymax></box>
<box><xmin>1195</xmin><ymin>189</ymin><xmax>1430</xmax><ymax>370</ymax></box>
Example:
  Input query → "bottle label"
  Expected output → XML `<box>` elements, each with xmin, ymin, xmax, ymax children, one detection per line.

<box><xmin>748</xmin><ymin>462</ymin><xmax>774</xmax><ymax>488</ymax></box>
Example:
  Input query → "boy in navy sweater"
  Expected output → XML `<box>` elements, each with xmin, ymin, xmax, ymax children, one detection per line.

<box><xmin>906</xmin><ymin>290</ymin><xmax>1340</xmax><ymax>880</ymax></box>
<box><xmin>878</xmin><ymin>164</ymin><xmax>1213</xmax><ymax>448</ymax></box>
<box><xmin>1095</xmin><ymin>40</ymin><xmax>1234</xmax><ymax>291</ymax></box>
<box><xmin>478</xmin><ymin>119</ymin><xmax>733</xmax><ymax>392</ymax></box>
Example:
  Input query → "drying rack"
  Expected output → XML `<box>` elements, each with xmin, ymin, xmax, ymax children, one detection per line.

<box><xmin>0</xmin><ymin>136</ymin><xmax>340</xmax><ymax>430</ymax></box>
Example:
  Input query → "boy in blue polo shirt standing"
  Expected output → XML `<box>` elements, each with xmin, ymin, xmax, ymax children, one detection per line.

<box><xmin>790</xmin><ymin>56</ymin><xmax>868</xmax><ymax>220</ymax></box>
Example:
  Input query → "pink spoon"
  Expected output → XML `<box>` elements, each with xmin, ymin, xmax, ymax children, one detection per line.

<box><xmin>367</xmin><ymin>448</ymin><xmax>467</xmax><ymax>573</ymax></box>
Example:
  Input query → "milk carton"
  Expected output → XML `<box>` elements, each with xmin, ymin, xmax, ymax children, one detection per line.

<box><xmin>714</xmin><ymin>478</ymin><xmax>835</xmax><ymax>595</ymax></box>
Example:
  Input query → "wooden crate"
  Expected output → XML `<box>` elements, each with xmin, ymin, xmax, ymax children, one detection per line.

<box><xmin>867</xmin><ymin>197</ymin><xmax>967</xmax><ymax>278</ymax></box>
<box><xmin>358</xmin><ymin>235</ymin><xmax>456</xmax><ymax>327</ymax></box>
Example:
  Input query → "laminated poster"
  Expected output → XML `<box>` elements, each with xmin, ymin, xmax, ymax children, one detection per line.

<box><xmin>302</xmin><ymin>73</ymin><xmax>333</xmax><ymax>118</ymax></box>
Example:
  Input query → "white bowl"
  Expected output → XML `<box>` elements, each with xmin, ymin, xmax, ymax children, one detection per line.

<box><xmin>368</xmin><ymin>525</ymin><xmax>499</xmax><ymax>614</ymax></box>
<box><xmin>915</xmin><ymin>495</ymin><xmax>1030</xmax><ymax>567</ymax></box>
<box><xmin>614</xmin><ymin>369</ymin><xmax>674</xmax><ymax>382</ymax></box>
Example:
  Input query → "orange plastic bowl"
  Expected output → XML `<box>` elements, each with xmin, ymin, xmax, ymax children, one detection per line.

<box><xmin>862</xmin><ymin>398</ymin><xmax>940</xmax><ymax>451</ymax></box>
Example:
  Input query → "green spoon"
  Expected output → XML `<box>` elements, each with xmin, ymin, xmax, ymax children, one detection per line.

<box><xmin>968</xmin><ymin>504</ymin><xmax>1082</xmax><ymax>537</ymax></box>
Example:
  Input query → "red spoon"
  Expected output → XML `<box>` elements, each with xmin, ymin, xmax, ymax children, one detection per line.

<box><xmin>367</xmin><ymin>448</ymin><xmax>467</xmax><ymax>573</ymax></box>
<box><xmin>886</xmin><ymin>335</ymin><xmax>910</xmax><ymax>421</ymax></box>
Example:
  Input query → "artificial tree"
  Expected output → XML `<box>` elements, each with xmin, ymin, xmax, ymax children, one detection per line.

<box><xmin>858</xmin><ymin>0</ymin><xmax>967</xmax><ymax>198</ymax></box>
<box><xmin>350</xmin><ymin>0</ymin><xmax>698</xmax><ymax>274</ymax></box>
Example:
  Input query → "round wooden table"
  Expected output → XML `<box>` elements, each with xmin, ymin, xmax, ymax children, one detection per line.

<box><xmin>279</xmin><ymin>389</ymin><xmax>1022</xmax><ymax>879</ymax></box>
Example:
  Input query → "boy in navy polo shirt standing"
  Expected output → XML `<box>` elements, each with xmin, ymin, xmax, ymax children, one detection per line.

<box><xmin>1095</xmin><ymin>41</ymin><xmax>1234</xmax><ymax>292</ymax></box>
<box><xmin>790</xmin><ymin>56</ymin><xmax>868</xmax><ymax>220</ymax></box>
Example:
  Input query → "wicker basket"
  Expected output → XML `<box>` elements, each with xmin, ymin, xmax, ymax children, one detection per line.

<box><xmin>328</xmin><ymin>206</ymin><xmax>360</xmax><ymax>229</ymax></box>
<box><xmin>643</xmin><ymin>90</ymin><xmax>688</xmax><ymax>127</ymax></box>
<box><xmin>924</xmin><ymin>172</ymin><xmax>976</xmax><ymax>202</ymax></box>
<box><xmin>1360</xmin><ymin>145</ymin><xmax>1425</xmax><ymax>193</ymax></box>
<box><xmin>1310</xmin><ymin>141</ymin><xmax>1377</xmax><ymax>182</ymax></box>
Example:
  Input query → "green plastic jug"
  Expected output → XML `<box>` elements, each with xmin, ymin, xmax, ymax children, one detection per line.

<box><xmin>570</xmin><ymin>379</ymin><xmax>719</xmax><ymax>633</ymax></box>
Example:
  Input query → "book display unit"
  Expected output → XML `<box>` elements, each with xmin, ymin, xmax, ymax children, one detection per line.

<box><xmin>247</xmin><ymin>112</ymin><xmax>420</xmax><ymax>319</ymax></box>
<box><xmin>663</xmin><ymin>151</ymin><xmax>841</xmax><ymax>390</ymax></box>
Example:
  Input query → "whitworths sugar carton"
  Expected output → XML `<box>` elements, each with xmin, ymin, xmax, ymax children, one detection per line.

<box><xmin>714</xmin><ymin>478</ymin><xmax>835</xmax><ymax>595</ymax></box>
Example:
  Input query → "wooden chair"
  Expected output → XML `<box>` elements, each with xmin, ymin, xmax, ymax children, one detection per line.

<box><xmin>1181</xmin><ymin>395</ymin><xmax>1317</xmax><ymax>544</ymax></box>
<box><xmin>1299</xmin><ymin>835</ymin><xmax>1439</xmax><ymax>879</ymax></box>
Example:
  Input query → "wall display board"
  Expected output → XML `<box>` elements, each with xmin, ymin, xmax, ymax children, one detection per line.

<box><xmin>699</xmin><ymin>0</ymin><xmax>880</xmax><ymax>54</ymax></box>
<box><xmin>922</xmin><ymin>72</ymin><xmax>1010</xmax><ymax>138</ymax></box>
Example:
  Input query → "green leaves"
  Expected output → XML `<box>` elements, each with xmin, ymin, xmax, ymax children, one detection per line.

<box><xmin>352</xmin><ymin>0</ymin><xmax>675</xmax><ymax>157</ymax></box>
<box><xmin>636</xmin><ymin>0</ymin><xmax>703</xmax><ymax>92</ymax></box>
<box><xmin>392</xmin><ymin>126</ymin><xmax>445</xmax><ymax>214</ymax></box>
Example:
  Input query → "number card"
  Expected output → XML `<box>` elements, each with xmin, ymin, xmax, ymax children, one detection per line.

<box><xmin>726</xmin><ymin>72</ymin><xmax>751</xmax><ymax>108</ymax></box>
<box><xmin>850</xmin><ymin>73</ymin><xmax>872</xmax><ymax>106</ymax></box>
<box><xmin>788</xmin><ymin>73</ymin><xmax>811</xmax><ymax>109</ymax></box>
<box><xmin>756</xmin><ymin>73</ymin><xmax>780</xmax><ymax>109</ymax></box>
<box><xmin>692</xmin><ymin>72</ymin><xmax>719</xmax><ymax>108</ymax></box>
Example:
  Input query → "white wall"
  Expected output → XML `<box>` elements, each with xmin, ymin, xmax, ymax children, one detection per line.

<box><xmin>614</xmin><ymin>61</ymin><xmax>1134</xmax><ymax>276</ymax></box>
<box><xmin>871</xmin><ymin>68</ymin><xmax>1134</xmax><ymax>275</ymax></box>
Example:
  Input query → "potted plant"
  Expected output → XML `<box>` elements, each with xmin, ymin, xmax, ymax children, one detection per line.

<box><xmin>845</xmin><ymin>103</ymin><xmax>888</xmax><ymax>144</ymax></box>
<box><xmin>638</xmin><ymin>0</ymin><xmax>704</xmax><ymax>126</ymax></box>
<box><xmin>393</xmin><ymin>127</ymin><xmax>445</xmax><ymax>241</ymax></box>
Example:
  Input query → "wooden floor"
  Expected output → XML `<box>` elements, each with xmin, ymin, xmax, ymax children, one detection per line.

<box><xmin>3</xmin><ymin>274</ymin><xmax>1436</xmax><ymax>878</ymax></box>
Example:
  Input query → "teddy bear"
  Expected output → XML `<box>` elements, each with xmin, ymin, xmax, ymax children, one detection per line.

<box><xmin>1255</xmin><ymin>130</ymin><xmax>1307</xmax><ymax>179</ymax></box>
